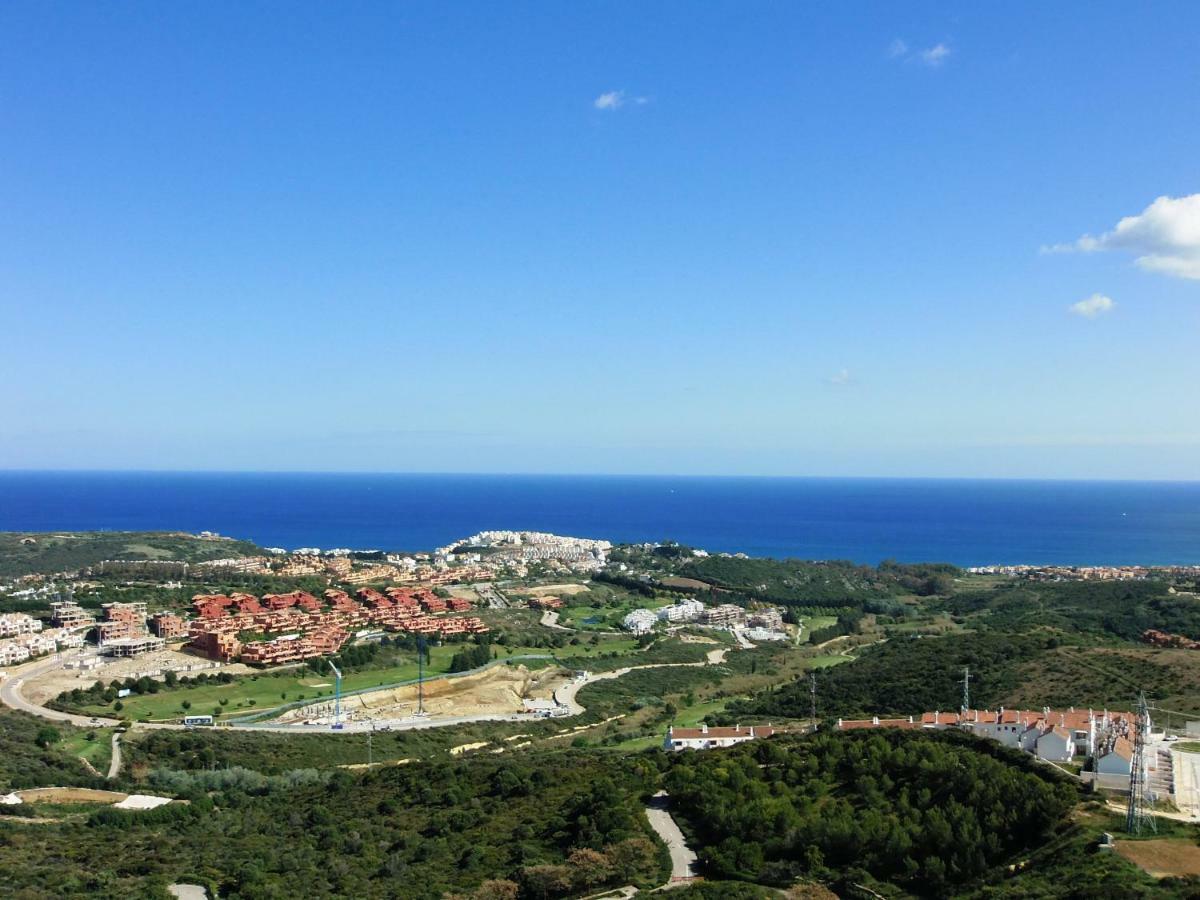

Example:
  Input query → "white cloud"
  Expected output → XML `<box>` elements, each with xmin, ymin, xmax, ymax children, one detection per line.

<box><xmin>919</xmin><ymin>43</ymin><xmax>951</xmax><ymax>66</ymax></box>
<box><xmin>827</xmin><ymin>368</ymin><xmax>855</xmax><ymax>386</ymax></box>
<box><xmin>1050</xmin><ymin>194</ymin><xmax>1200</xmax><ymax>280</ymax></box>
<box><xmin>594</xmin><ymin>90</ymin><xmax>625</xmax><ymax>110</ymax></box>
<box><xmin>887</xmin><ymin>39</ymin><xmax>952</xmax><ymax>67</ymax></box>
<box><xmin>1068</xmin><ymin>293</ymin><xmax>1116</xmax><ymax>318</ymax></box>
<box><xmin>593</xmin><ymin>90</ymin><xmax>649</xmax><ymax>111</ymax></box>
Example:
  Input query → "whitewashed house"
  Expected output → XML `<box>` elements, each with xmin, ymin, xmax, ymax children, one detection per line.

<box><xmin>1036</xmin><ymin>725</ymin><xmax>1075</xmax><ymax>762</ymax></box>
<box><xmin>1097</xmin><ymin>738</ymin><xmax>1135</xmax><ymax>777</ymax></box>
<box><xmin>664</xmin><ymin>723</ymin><xmax>776</xmax><ymax>751</ymax></box>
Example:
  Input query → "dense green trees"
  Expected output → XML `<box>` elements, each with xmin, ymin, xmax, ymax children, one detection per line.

<box><xmin>449</xmin><ymin>638</ymin><xmax>495</xmax><ymax>673</ymax></box>
<box><xmin>729</xmin><ymin>632</ymin><xmax>1045</xmax><ymax>720</ymax></box>
<box><xmin>0</xmin><ymin>710</ymin><xmax>108</xmax><ymax>791</ymax></box>
<box><xmin>0</xmin><ymin>750</ymin><xmax>667</xmax><ymax>898</ymax></box>
<box><xmin>665</xmin><ymin>730</ymin><xmax>1077</xmax><ymax>895</ymax></box>
<box><xmin>676</xmin><ymin>557</ymin><xmax>959</xmax><ymax>608</ymax></box>
<box><xmin>943</xmin><ymin>579</ymin><xmax>1200</xmax><ymax>642</ymax></box>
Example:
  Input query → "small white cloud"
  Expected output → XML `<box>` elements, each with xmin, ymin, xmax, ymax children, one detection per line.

<box><xmin>919</xmin><ymin>43</ymin><xmax>951</xmax><ymax>66</ymax></box>
<box><xmin>887</xmin><ymin>39</ymin><xmax>952</xmax><ymax>67</ymax></box>
<box><xmin>1051</xmin><ymin>194</ymin><xmax>1200</xmax><ymax>280</ymax></box>
<box><xmin>827</xmin><ymin>369</ymin><xmax>855</xmax><ymax>386</ymax></box>
<box><xmin>594</xmin><ymin>91</ymin><xmax>625</xmax><ymax>110</ymax></box>
<box><xmin>1068</xmin><ymin>293</ymin><xmax>1116</xmax><ymax>318</ymax></box>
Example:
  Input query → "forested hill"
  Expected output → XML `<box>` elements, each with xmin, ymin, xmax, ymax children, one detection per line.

<box><xmin>0</xmin><ymin>743</ymin><xmax>668</xmax><ymax>898</ymax></box>
<box><xmin>727</xmin><ymin>576</ymin><xmax>1200</xmax><ymax>723</ymax></box>
<box><xmin>665</xmin><ymin>729</ymin><xmax>1077</xmax><ymax>895</ymax></box>
<box><xmin>730</xmin><ymin>632</ymin><xmax>1047</xmax><ymax>720</ymax></box>
<box><xmin>0</xmin><ymin>531</ymin><xmax>267</xmax><ymax>576</ymax></box>
<box><xmin>944</xmin><ymin>578</ymin><xmax>1200</xmax><ymax>642</ymax></box>
<box><xmin>674</xmin><ymin>556</ymin><xmax>957</xmax><ymax>606</ymax></box>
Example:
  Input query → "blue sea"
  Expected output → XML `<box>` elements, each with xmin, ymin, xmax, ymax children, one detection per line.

<box><xmin>1</xmin><ymin>472</ymin><xmax>1199</xmax><ymax>566</ymax></box>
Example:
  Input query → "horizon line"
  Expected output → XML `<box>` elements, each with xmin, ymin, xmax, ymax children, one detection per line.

<box><xmin>2</xmin><ymin>468</ymin><xmax>1200</xmax><ymax>485</ymax></box>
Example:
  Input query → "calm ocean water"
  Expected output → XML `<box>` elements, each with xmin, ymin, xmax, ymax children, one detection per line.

<box><xmin>1</xmin><ymin>472</ymin><xmax>1199</xmax><ymax>566</ymax></box>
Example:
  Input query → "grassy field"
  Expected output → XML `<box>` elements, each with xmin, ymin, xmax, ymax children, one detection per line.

<box><xmin>58</xmin><ymin>729</ymin><xmax>114</xmax><ymax>774</ymax></box>
<box><xmin>69</xmin><ymin>645</ymin><xmax>472</xmax><ymax>722</ymax></box>
<box><xmin>806</xmin><ymin>654</ymin><xmax>853</xmax><ymax>668</ymax></box>
<box><xmin>557</xmin><ymin>590</ymin><xmax>673</xmax><ymax>631</ymax></box>
<box><xmin>800</xmin><ymin>615</ymin><xmax>838</xmax><ymax>641</ymax></box>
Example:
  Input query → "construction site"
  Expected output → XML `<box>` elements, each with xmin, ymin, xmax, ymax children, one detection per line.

<box><xmin>272</xmin><ymin>662</ymin><xmax>573</xmax><ymax>727</ymax></box>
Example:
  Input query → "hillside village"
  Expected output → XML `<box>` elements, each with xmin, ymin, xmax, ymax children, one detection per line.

<box><xmin>3</xmin><ymin>530</ymin><xmax>1200</xmax><ymax>896</ymax></box>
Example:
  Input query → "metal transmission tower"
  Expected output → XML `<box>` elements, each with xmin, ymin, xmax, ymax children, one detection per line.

<box><xmin>960</xmin><ymin>666</ymin><xmax>971</xmax><ymax>713</ymax></box>
<box><xmin>1126</xmin><ymin>691</ymin><xmax>1157</xmax><ymax>836</ymax></box>
<box><xmin>327</xmin><ymin>659</ymin><xmax>343</xmax><ymax>727</ymax></box>
<box><xmin>417</xmin><ymin>634</ymin><xmax>427</xmax><ymax>715</ymax></box>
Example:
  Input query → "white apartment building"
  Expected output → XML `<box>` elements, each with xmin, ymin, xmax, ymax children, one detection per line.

<box><xmin>622</xmin><ymin>609</ymin><xmax>659</xmax><ymax>635</ymax></box>
<box><xmin>656</xmin><ymin>599</ymin><xmax>705</xmax><ymax>623</ymax></box>
<box><xmin>0</xmin><ymin>613</ymin><xmax>43</xmax><ymax>638</ymax></box>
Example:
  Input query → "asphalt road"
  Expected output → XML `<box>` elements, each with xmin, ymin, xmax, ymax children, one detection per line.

<box><xmin>3</xmin><ymin>644</ymin><xmax>730</xmax><ymax>737</ymax></box>
<box><xmin>1173</xmin><ymin>748</ymin><xmax>1200</xmax><ymax>820</ymax></box>
<box><xmin>107</xmin><ymin>732</ymin><xmax>122</xmax><ymax>779</ymax></box>
<box><xmin>0</xmin><ymin>656</ymin><xmax>120</xmax><ymax>727</ymax></box>
<box><xmin>645</xmin><ymin>791</ymin><xmax>697</xmax><ymax>882</ymax></box>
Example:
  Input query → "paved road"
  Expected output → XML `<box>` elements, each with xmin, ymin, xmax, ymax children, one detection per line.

<box><xmin>1172</xmin><ymin>748</ymin><xmax>1200</xmax><ymax>820</ymax></box>
<box><xmin>4</xmin><ymin>643</ymin><xmax>732</xmax><ymax>737</ymax></box>
<box><xmin>645</xmin><ymin>791</ymin><xmax>697</xmax><ymax>883</ymax></box>
<box><xmin>553</xmin><ymin>649</ymin><xmax>729</xmax><ymax>717</ymax></box>
<box><xmin>107</xmin><ymin>732</ymin><xmax>122</xmax><ymax>779</ymax></box>
<box><xmin>0</xmin><ymin>657</ymin><xmax>120</xmax><ymax>727</ymax></box>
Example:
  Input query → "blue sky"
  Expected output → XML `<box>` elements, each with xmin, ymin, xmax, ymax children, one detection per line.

<box><xmin>2</xmin><ymin>3</ymin><xmax>1199</xmax><ymax>478</ymax></box>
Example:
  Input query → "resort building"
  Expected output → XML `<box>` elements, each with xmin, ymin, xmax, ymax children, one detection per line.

<box><xmin>50</xmin><ymin>600</ymin><xmax>95</xmax><ymax>630</ymax></box>
<box><xmin>101</xmin><ymin>635</ymin><xmax>166</xmax><ymax>657</ymax></box>
<box><xmin>657</xmin><ymin>599</ymin><xmax>706</xmax><ymax>623</ymax></box>
<box><xmin>150</xmin><ymin>612</ymin><xmax>187</xmax><ymax>639</ymax></box>
<box><xmin>701</xmin><ymin>604</ymin><xmax>746</xmax><ymax>628</ymax></box>
<box><xmin>664</xmin><ymin>723</ymin><xmax>777</xmax><ymax>751</ymax></box>
<box><xmin>622</xmin><ymin>609</ymin><xmax>659</xmax><ymax>635</ymax></box>
<box><xmin>0</xmin><ymin>613</ymin><xmax>43</xmax><ymax>638</ymax></box>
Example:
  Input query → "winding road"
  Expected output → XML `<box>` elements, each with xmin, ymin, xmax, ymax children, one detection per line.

<box><xmin>554</xmin><ymin>648</ymin><xmax>729</xmax><ymax>715</ymax></box>
<box><xmin>3</xmin><ymin>647</ymin><xmax>733</xmax><ymax>737</ymax></box>
<box><xmin>0</xmin><ymin>656</ymin><xmax>119</xmax><ymax>727</ymax></box>
<box><xmin>645</xmin><ymin>791</ymin><xmax>697</xmax><ymax>884</ymax></box>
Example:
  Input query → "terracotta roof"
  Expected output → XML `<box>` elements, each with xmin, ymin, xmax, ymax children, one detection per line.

<box><xmin>669</xmin><ymin>725</ymin><xmax>775</xmax><ymax>740</ymax></box>
<box><xmin>1106</xmin><ymin>737</ymin><xmax>1134</xmax><ymax>761</ymax></box>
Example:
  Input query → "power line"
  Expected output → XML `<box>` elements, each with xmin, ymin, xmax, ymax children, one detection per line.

<box><xmin>417</xmin><ymin>634</ymin><xmax>426</xmax><ymax>715</ymax></box>
<box><xmin>1126</xmin><ymin>691</ymin><xmax>1157</xmax><ymax>836</ymax></box>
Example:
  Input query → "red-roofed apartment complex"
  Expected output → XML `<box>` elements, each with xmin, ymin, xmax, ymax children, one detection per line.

<box><xmin>183</xmin><ymin>584</ymin><xmax>489</xmax><ymax>667</ymax></box>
